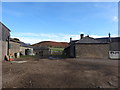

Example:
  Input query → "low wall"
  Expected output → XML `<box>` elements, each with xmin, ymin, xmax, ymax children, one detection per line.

<box><xmin>75</xmin><ymin>44</ymin><xmax>109</xmax><ymax>59</ymax></box>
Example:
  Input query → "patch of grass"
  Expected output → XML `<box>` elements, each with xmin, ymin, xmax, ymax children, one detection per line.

<box><xmin>49</xmin><ymin>47</ymin><xmax>64</xmax><ymax>56</ymax></box>
<box><xmin>50</xmin><ymin>47</ymin><xmax>64</xmax><ymax>51</ymax></box>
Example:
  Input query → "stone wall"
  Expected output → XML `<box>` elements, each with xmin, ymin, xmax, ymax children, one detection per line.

<box><xmin>75</xmin><ymin>44</ymin><xmax>109</xmax><ymax>59</ymax></box>
<box><xmin>0</xmin><ymin>23</ymin><xmax>2</xmax><ymax>61</ymax></box>
<box><xmin>0</xmin><ymin>41</ymin><xmax>2</xmax><ymax>61</ymax></box>
<box><xmin>109</xmin><ymin>42</ymin><xmax>120</xmax><ymax>59</ymax></box>
<box><xmin>2</xmin><ymin>25</ymin><xmax>10</xmax><ymax>41</ymax></box>
<box><xmin>0</xmin><ymin>23</ymin><xmax>10</xmax><ymax>61</ymax></box>
<box><xmin>70</xmin><ymin>45</ymin><xmax>75</xmax><ymax>58</ymax></box>
<box><xmin>2</xmin><ymin>41</ymin><xmax>8</xmax><ymax>60</ymax></box>
<box><xmin>34</xmin><ymin>47</ymin><xmax>50</xmax><ymax>58</ymax></box>
<box><xmin>9</xmin><ymin>41</ymin><xmax>20</xmax><ymax>58</ymax></box>
<box><xmin>20</xmin><ymin>47</ymin><xmax>26</xmax><ymax>55</ymax></box>
<box><xmin>20</xmin><ymin>47</ymin><xmax>34</xmax><ymax>56</ymax></box>
<box><xmin>110</xmin><ymin>42</ymin><xmax>120</xmax><ymax>51</ymax></box>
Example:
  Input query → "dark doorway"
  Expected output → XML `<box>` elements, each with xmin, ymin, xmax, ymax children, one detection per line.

<box><xmin>14</xmin><ymin>53</ymin><xmax>17</xmax><ymax>58</ymax></box>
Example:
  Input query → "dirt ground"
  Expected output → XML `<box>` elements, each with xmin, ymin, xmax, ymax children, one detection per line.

<box><xmin>2</xmin><ymin>57</ymin><xmax>119</xmax><ymax>88</ymax></box>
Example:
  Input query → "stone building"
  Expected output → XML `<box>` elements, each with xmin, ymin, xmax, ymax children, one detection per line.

<box><xmin>9</xmin><ymin>40</ymin><xmax>21</xmax><ymax>58</ymax></box>
<box><xmin>64</xmin><ymin>34</ymin><xmax>120</xmax><ymax>59</ymax></box>
<box><xmin>10</xmin><ymin>38</ymin><xmax>34</xmax><ymax>57</ymax></box>
<box><xmin>75</xmin><ymin>36</ymin><xmax>109</xmax><ymax>59</ymax></box>
<box><xmin>20</xmin><ymin>46</ymin><xmax>34</xmax><ymax>56</ymax></box>
<box><xmin>33</xmin><ymin>46</ymin><xmax>50</xmax><ymax>58</ymax></box>
<box><xmin>0</xmin><ymin>22</ymin><xmax>10</xmax><ymax>61</ymax></box>
<box><xmin>0</xmin><ymin>22</ymin><xmax>34</xmax><ymax>60</ymax></box>
<box><xmin>96</xmin><ymin>37</ymin><xmax>120</xmax><ymax>59</ymax></box>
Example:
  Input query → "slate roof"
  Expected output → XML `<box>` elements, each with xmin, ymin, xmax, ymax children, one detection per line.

<box><xmin>76</xmin><ymin>36</ymin><xmax>108</xmax><ymax>44</ymax></box>
<box><xmin>19</xmin><ymin>42</ymin><xmax>31</xmax><ymax>47</ymax></box>
<box><xmin>70</xmin><ymin>40</ymin><xmax>79</xmax><ymax>44</ymax></box>
<box><xmin>95</xmin><ymin>37</ymin><xmax>120</xmax><ymax>43</ymax></box>
<box><xmin>10</xmin><ymin>38</ymin><xmax>32</xmax><ymax>48</ymax></box>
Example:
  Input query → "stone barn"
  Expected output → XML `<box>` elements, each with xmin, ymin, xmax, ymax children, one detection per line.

<box><xmin>0</xmin><ymin>22</ymin><xmax>11</xmax><ymax>61</ymax></box>
<box><xmin>75</xmin><ymin>36</ymin><xmax>109</xmax><ymax>59</ymax></box>
<box><xmin>64</xmin><ymin>34</ymin><xmax>120</xmax><ymax>59</ymax></box>
<box><xmin>9</xmin><ymin>40</ymin><xmax>20</xmax><ymax>58</ymax></box>
<box><xmin>19</xmin><ymin>42</ymin><xmax>34</xmax><ymax>56</ymax></box>
<box><xmin>33</xmin><ymin>46</ymin><xmax>50</xmax><ymax>58</ymax></box>
<box><xmin>9</xmin><ymin>38</ymin><xmax>34</xmax><ymax>58</ymax></box>
<box><xmin>20</xmin><ymin>46</ymin><xmax>34</xmax><ymax>56</ymax></box>
<box><xmin>9</xmin><ymin>40</ymin><xmax>34</xmax><ymax>57</ymax></box>
<box><xmin>96</xmin><ymin>37</ymin><xmax>120</xmax><ymax>59</ymax></box>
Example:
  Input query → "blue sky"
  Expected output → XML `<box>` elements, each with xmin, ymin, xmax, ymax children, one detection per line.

<box><xmin>2</xmin><ymin>2</ymin><xmax>118</xmax><ymax>44</ymax></box>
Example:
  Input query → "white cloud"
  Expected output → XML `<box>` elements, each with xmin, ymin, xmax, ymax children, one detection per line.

<box><xmin>11</xmin><ymin>32</ymin><xmax>118</xmax><ymax>44</ymax></box>
<box><xmin>112</xmin><ymin>16</ymin><xmax>118</xmax><ymax>22</ymax></box>
<box><xmin>12</xmin><ymin>33</ymin><xmax>59</xmax><ymax>38</ymax></box>
<box><xmin>11</xmin><ymin>33</ymin><xmax>80</xmax><ymax>44</ymax></box>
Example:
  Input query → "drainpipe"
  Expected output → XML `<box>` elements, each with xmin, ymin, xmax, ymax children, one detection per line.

<box><xmin>7</xmin><ymin>36</ymin><xmax>10</xmax><ymax>56</ymax></box>
<box><xmin>108</xmin><ymin>33</ymin><xmax>112</xmax><ymax>58</ymax></box>
<box><xmin>109</xmin><ymin>33</ymin><xmax>111</xmax><ymax>42</ymax></box>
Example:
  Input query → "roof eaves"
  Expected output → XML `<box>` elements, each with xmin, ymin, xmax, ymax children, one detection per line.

<box><xmin>0</xmin><ymin>22</ymin><xmax>11</xmax><ymax>32</ymax></box>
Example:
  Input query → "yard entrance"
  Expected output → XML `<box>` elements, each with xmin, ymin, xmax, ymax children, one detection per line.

<box><xmin>49</xmin><ymin>47</ymin><xmax>64</xmax><ymax>58</ymax></box>
<box><xmin>2</xmin><ymin>57</ymin><xmax>119</xmax><ymax>88</ymax></box>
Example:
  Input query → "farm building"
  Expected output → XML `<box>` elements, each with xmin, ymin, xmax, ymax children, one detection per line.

<box><xmin>64</xmin><ymin>34</ymin><xmax>120</xmax><ymax>59</ymax></box>
<box><xmin>0</xmin><ymin>22</ymin><xmax>11</xmax><ymax>61</ymax></box>
<box><xmin>32</xmin><ymin>41</ymin><xmax>68</xmax><ymax>48</ymax></box>
<box><xmin>32</xmin><ymin>41</ymin><xmax>68</xmax><ymax>57</ymax></box>
<box><xmin>19</xmin><ymin>42</ymin><xmax>34</xmax><ymax>56</ymax></box>
<box><xmin>10</xmin><ymin>38</ymin><xmax>34</xmax><ymax>57</ymax></box>
<box><xmin>33</xmin><ymin>46</ymin><xmax>50</xmax><ymax>58</ymax></box>
<box><xmin>9</xmin><ymin>39</ymin><xmax>21</xmax><ymax>58</ymax></box>
<box><xmin>0</xmin><ymin>22</ymin><xmax>34</xmax><ymax>61</ymax></box>
<box><xmin>96</xmin><ymin>36</ymin><xmax>120</xmax><ymax>59</ymax></box>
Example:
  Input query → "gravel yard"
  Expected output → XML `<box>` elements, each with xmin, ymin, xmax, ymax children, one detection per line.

<box><xmin>2</xmin><ymin>57</ymin><xmax>119</xmax><ymax>88</ymax></box>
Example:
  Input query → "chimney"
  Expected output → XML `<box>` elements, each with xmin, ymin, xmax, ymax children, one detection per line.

<box><xmin>87</xmin><ymin>35</ymin><xmax>89</xmax><ymax>37</ymax></box>
<box><xmin>108</xmin><ymin>33</ymin><xmax>111</xmax><ymax>42</ymax></box>
<box><xmin>70</xmin><ymin>37</ymin><xmax>72</xmax><ymax>42</ymax></box>
<box><xmin>80</xmin><ymin>34</ymin><xmax>84</xmax><ymax>39</ymax></box>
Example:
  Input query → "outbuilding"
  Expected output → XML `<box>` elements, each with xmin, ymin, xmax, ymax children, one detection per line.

<box><xmin>33</xmin><ymin>46</ymin><xmax>50</xmax><ymax>58</ymax></box>
<box><xmin>0</xmin><ymin>22</ymin><xmax>11</xmax><ymax>61</ymax></box>
<box><xmin>75</xmin><ymin>36</ymin><xmax>109</xmax><ymax>59</ymax></box>
<box><xmin>64</xmin><ymin>34</ymin><xmax>120</xmax><ymax>59</ymax></box>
